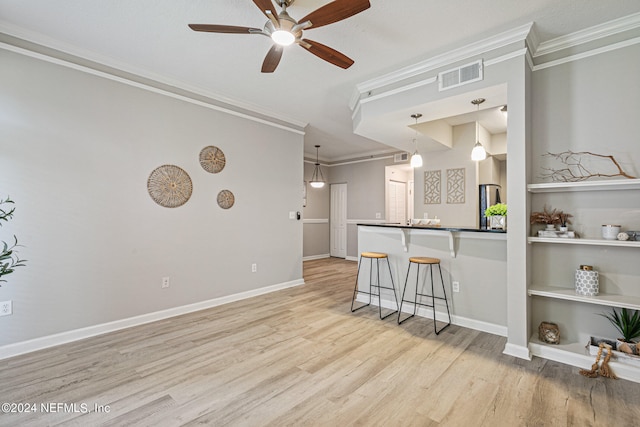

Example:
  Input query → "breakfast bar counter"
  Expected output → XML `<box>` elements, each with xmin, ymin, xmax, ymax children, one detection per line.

<box><xmin>356</xmin><ymin>224</ymin><xmax>507</xmax><ymax>335</ymax></box>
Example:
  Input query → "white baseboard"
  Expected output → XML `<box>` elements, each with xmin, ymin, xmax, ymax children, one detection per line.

<box><xmin>356</xmin><ymin>295</ymin><xmax>507</xmax><ymax>337</ymax></box>
<box><xmin>345</xmin><ymin>256</ymin><xmax>358</xmax><ymax>262</ymax></box>
<box><xmin>0</xmin><ymin>278</ymin><xmax>305</xmax><ymax>361</ymax></box>
<box><xmin>503</xmin><ymin>342</ymin><xmax>533</xmax><ymax>360</ymax></box>
<box><xmin>302</xmin><ymin>254</ymin><xmax>330</xmax><ymax>261</ymax></box>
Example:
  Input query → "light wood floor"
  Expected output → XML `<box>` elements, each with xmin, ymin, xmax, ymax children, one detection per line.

<box><xmin>2</xmin><ymin>258</ymin><xmax>639</xmax><ymax>426</ymax></box>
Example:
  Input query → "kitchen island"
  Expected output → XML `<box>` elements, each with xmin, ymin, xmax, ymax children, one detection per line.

<box><xmin>357</xmin><ymin>224</ymin><xmax>507</xmax><ymax>336</ymax></box>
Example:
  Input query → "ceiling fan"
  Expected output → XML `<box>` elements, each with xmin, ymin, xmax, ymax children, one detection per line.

<box><xmin>188</xmin><ymin>0</ymin><xmax>371</xmax><ymax>73</ymax></box>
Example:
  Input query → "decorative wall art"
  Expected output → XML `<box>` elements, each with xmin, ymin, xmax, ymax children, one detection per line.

<box><xmin>199</xmin><ymin>145</ymin><xmax>226</xmax><ymax>174</ymax></box>
<box><xmin>424</xmin><ymin>170</ymin><xmax>441</xmax><ymax>204</ymax></box>
<box><xmin>217</xmin><ymin>189</ymin><xmax>235</xmax><ymax>209</ymax></box>
<box><xmin>447</xmin><ymin>168</ymin><xmax>465</xmax><ymax>204</ymax></box>
<box><xmin>147</xmin><ymin>165</ymin><xmax>193</xmax><ymax>208</ymax></box>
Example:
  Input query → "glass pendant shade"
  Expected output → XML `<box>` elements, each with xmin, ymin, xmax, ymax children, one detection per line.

<box><xmin>410</xmin><ymin>151</ymin><xmax>423</xmax><ymax>167</ymax></box>
<box><xmin>471</xmin><ymin>141</ymin><xmax>487</xmax><ymax>161</ymax></box>
<box><xmin>309</xmin><ymin>145</ymin><xmax>325</xmax><ymax>188</ymax></box>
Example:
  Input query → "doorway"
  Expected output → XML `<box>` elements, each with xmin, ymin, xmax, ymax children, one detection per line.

<box><xmin>330</xmin><ymin>183</ymin><xmax>347</xmax><ymax>258</ymax></box>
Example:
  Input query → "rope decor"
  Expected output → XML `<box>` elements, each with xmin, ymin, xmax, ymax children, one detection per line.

<box><xmin>217</xmin><ymin>190</ymin><xmax>235</xmax><ymax>209</ymax></box>
<box><xmin>579</xmin><ymin>342</ymin><xmax>617</xmax><ymax>379</ymax></box>
<box><xmin>147</xmin><ymin>165</ymin><xmax>193</xmax><ymax>208</ymax></box>
<box><xmin>199</xmin><ymin>146</ymin><xmax>226</xmax><ymax>174</ymax></box>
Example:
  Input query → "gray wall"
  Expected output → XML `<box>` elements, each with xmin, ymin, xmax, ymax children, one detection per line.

<box><xmin>302</xmin><ymin>161</ymin><xmax>330</xmax><ymax>259</ymax></box>
<box><xmin>0</xmin><ymin>49</ymin><xmax>304</xmax><ymax>347</ymax></box>
<box><xmin>330</xmin><ymin>157</ymin><xmax>396</xmax><ymax>259</ymax></box>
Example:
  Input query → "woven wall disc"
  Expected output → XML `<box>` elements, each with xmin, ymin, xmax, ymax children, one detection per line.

<box><xmin>147</xmin><ymin>165</ymin><xmax>193</xmax><ymax>208</ymax></box>
<box><xmin>217</xmin><ymin>189</ymin><xmax>235</xmax><ymax>209</ymax></box>
<box><xmin>199</xmin><ymin>146</ymin><xmax>226</xmax><ymax>173</ymax></box>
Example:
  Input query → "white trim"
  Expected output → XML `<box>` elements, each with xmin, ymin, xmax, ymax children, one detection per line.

<box><xmin>303</xmin><ymin>254</ymin><xmax>330</xmax><ymax>261</ymax></box>
<box><xmin>352</xmin><ymin>23</ymin><xmax>533</xmax><ymax>99</ymax></box>
<box><xmin>358</xmin><ymin>77</ymin><xmax>438</xmax><ymax>106</ymax></box>
<box><xmin>359</xmin><ymin>296</ymin><xmax>507</xmax><ymax>337</ymax></box>
<box><xmin>534</xmin><ymin>12</ymin><xmax>640</xmax><ymax>57</ymax></box>
<box><xmin>351</xmin><ymin>46</ymin><xmax>528</xmax><ymax>114</ymax></box>
<box><xmin>303</xmin><ymin>218</ymin><xmax>329</xmax><ymax>224</ymax></box>
<box><xmin>529</xmin><ymin>340</ymin><xmax>640</xmax><ymax>383</ymax></box>
<box><xmin>503</xmin><ymin>343</ymin><xmax>533</xmax><ymax>360</ymax></box>
<box><xmin>346</xmin><ymin>256</ymin><xmax>359</xmax><ymax>262</ymax></box>
<box><xmin>329</xmin><ymin>155</ymin><xmax>395</xmax><ymax>167</ymax></box>
<box><xmin>0</xmin><ymin>278</ymin><xmax>304</xmax><ymax>361</ymax></box>
<box><xmin>0</xmin><ymin>41</ymin><xmax>306</xmax><ymax>135</ymax></box>
<box><xmin>532</xmin><ymin>36</ymin><xmax>640</xmax><ymax>72</ymax></box>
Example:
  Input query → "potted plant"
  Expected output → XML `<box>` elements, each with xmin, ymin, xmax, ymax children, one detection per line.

<box><xmin>599</xmin><ymin>308</ymin><xmax>640</xmax><ymax>355</ymax></box>
<box><xmin>530</xmin><ymin>205</ymin><xmax>560</xmax><ymax>230</ymax></box>
<box><xmin>558</xmin><ymin>212</ymin><xmax>573</xmax><ymax>232</ymax></box>
<box><xmin>484</xmin><ymin>203</ymin><xmax>507</xmax><ymax>230</ymax></box>
<box><xmin>0</xmin><ymin>196</ymin><xmax>27</xmax><ymax>285</ymax></box>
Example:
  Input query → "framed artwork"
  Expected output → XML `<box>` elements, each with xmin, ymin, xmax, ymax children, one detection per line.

<box><xmin>424</xmin><ymin>170</ymin><xmax>441</xmax><ymax>204</ymax></box>
<box><xmin>447</xmin><ymin>168</ymin><xmax>465</xmax><ymax>204</ymax></box>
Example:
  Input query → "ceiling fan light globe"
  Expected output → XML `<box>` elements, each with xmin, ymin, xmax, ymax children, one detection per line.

<box><xmin>271</xmin><ymin>30</ymin><xmax>295</xmax><ymax>46</ymax></box>
<box><xmin>471</xmin><ymin>142</ymin><xmax>487</xmax><ymax>161</ymax></box>
<box><xmin>410</xmin><ymin>152</ymin><xmax>423</xmax><ymax>168</ymax></box>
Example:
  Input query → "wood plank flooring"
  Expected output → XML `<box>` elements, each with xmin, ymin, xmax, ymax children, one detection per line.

<box><xmin>1</xmin><ymin>257</ymin><xmax>639</xmax><ymax>426</ymax></box>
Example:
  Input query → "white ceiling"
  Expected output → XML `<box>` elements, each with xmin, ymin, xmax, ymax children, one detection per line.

<box><xmin>1</xmin><ymin>1</ymin><xmax>639</xmax><ymax>161</ymax></box>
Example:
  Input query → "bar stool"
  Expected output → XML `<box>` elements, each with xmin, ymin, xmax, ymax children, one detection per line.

<box><xmin>350</xmin><ymin>252</ymin><xmax>399</xmax><ymax>320</ymax></box>
<box><xmin>398</xmin><ymin>257</ymin><xmax>452</xmax><ymax>334</ymax></box>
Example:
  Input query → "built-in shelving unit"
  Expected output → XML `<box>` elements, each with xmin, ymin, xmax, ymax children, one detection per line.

<box><xmin>527</xmin><ymin>178</ymin><xmax>640</xmax><ymax>193</ymax></box>
<box><xmin>527</xmin><ymin>177</ymin><xmax>640</xmax><ymax>382</ymax></box>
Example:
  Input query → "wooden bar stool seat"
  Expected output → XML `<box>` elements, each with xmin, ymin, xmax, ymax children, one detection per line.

<box><xmin>398</xmin><ymin>256</ymin><xmax>452</xmax><ymax>334</ymax></box>
<box><xmin>350</xmin><ymin>252</ymin><xmax>399</xmax><ymax>320</ymax></box>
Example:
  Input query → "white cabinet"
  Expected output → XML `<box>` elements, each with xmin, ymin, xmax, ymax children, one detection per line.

<box><xmin>526</xmin><ymin>179</ymin><xmax>640</xmax><ymax>382</ymax></box>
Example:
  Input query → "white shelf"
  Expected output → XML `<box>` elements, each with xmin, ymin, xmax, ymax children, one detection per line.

<box><xmin>527</xmin><ymin>178</ymin><xmax>640</xmax><ymax>193</ymax></box>
<box><xmin>529</xmin><ymin>336</ymin><xmax>640</xmax><ymax>382</ymax></box>
<box><xmin>528</xmin><ymin>285</ymin><xmax>640</xmax><ymax>310</ymax></box>
<box><xmin>528</xmin><ymin>237</ymin><xmax>640</xmax><ymax>247</ymax></box>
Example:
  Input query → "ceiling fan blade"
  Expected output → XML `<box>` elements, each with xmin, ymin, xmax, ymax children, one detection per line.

<box><xmin>253</xmin><ymin>0</ymin><xmax>279</xmax><ymax>20</ymax></box>
<box><xmin>188</xmin><ymin>24</ymin><xmax>261</xmax><ymax>34</ymax></box>
<box><xmin>299</xmin><ymin>39</ymin><xmax>354</xmax><ymax>69</ymax></box>
<box><xmin>299</xmin><ymin>0</ymin><xmax>370</xmax><ymax>30</ymax></box>
<box><xmin>262</xmin><ymin>44</ymin><xmax>284</xmax><ymax>73</ymax></box>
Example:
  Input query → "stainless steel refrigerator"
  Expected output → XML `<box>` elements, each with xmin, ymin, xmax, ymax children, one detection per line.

<box><xmin>479</xmin><ymin>184</ymin><xmax>502</xmax><ymax>229</ymax></box>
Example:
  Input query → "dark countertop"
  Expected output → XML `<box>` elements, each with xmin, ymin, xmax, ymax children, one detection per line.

<box><xmin>358</xmin><ymin>223</ymin><xmax>507</xmax><ymax>233</ymax></box>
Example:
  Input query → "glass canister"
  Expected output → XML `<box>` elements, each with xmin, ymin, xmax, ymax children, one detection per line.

<box><xmin>575</xmin><ymin>265</ymin><xmax>599</xmax><ymax>296</ymax></box>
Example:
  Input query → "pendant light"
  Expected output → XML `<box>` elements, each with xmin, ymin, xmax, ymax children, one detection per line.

<box><xmin>309</xmin><ymin>145</ymin><xmax>326</xmax><ymax>188</ymax></box>
<box><xmin>410</xmin><ymin>113</ymin><xmax>423</xmax><ymax>168</ymax></box>
<box><xmin>471</xmin><ymin>98</ymin><xmax>487</xmax><ymax>161</ymax></box>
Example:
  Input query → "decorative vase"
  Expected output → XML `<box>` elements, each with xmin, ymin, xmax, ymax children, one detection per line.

<box><xmin>575</xmin><ymin>265</ymin><xmax>599</xmax><ymax>296</ymax></box>
<box><xmin>489</xmin><ymin>215</ymin><xmax>506</xmax><ymax>230</ymax></box>
<box><xmin>559</xmin><ymin>226</ymin><xmax>568</xmax><ymax>232</ymax></box>
<box><xmin>546</xmin><ymin>224</ymin><xmax>556</xmax><ymax>230</ymax></box>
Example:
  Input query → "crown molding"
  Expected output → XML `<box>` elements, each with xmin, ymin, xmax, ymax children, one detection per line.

<box><xmin>534</xmin><ymin>11</ymin><xmax>640</xmax><ymax>58</ymax></box>
<box><xmin>0</xmin><ymin>24</ymin><xmax>307</xmax><ymax>134</ymax></box>
<box><xmin>350</xmin><ymin>23</ymin><xmax>533</xmax><ymax>110</ymax></box>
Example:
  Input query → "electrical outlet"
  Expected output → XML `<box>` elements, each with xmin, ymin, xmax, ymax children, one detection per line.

<box><xmin>375</xmin><ymin>213</ymin><xmax>381</xmax><ymax>219</ymax></box>
<box><xmin>452</xmin><ymin>281</ymin><xmax>460</xmax><ymax>293</ymax></box>
<box><xmin>252</xmin><ymin>263</ymin><xmax>257</xmax><ymax>273</ymax></box>
<box><xmin>162</xmin><ymin>277</ymin><xmax>170</xmax><ymax>288</ymax></box>
<box><xmin>0</xmin><ymin>300</ymin><xmax>12</xmax><ymax>316</ymax></box>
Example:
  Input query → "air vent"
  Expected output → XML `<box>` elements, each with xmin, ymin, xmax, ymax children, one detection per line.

<box><xmin>438</xmin><ymin>60</ymin><xmax>483</xmax><ymax>91</ymax></box>
<box><xmin>394</xmin><ymin>153</ymin><xmax>409</xmax><ymax>163</ymax></box>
